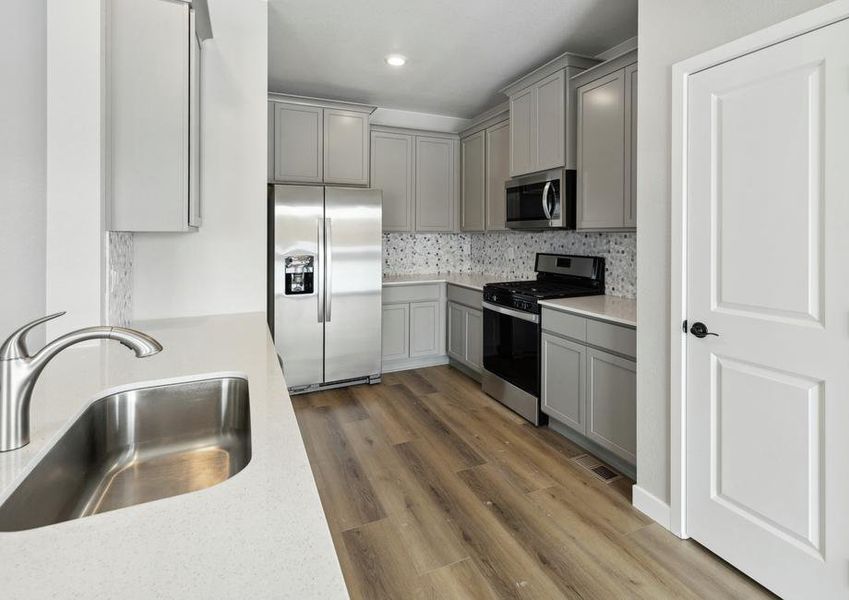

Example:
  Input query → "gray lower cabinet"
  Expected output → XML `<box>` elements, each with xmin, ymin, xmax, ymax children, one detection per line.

<box><xmin>541</xmin><ymin>333</ymin><xmax>586</xmax><ymax>432</ymax></box>
<box><xmin>447</xmin><ymin>300</ymin><xmax>482</xmax><ymax>373</ymax></box>
<box><xmin>586</xmin><ymin>347</ymin><xmax>636</xmax><ymax>464</ymax></box>
<box><xmin>410</xmin><ymin>301</ymin><xmax>440</xmax><ymax>358</ymax></box>
<box><xmin>461</xmin><ymin>130</ymin><xmax>486</xmax><ymax>231</ymax></box>
<box><xmin>381</xmin><ymin>304</ymin><xmax>410</xmax><ymax>362</ymax></box>
<box><xmin>541</xmin><ymin>307</ymin><xmax>636</xmax><ymax>466</ymax></box>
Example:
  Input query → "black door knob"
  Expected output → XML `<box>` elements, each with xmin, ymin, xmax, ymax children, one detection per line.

<box><xmin>690</xmin><ymin>322</ymin><xmax>719</xmax><ymax>339</ymax></box>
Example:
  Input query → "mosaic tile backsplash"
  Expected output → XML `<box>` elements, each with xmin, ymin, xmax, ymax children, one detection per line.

<box><xmin>383</xmin><ymin>230</ymin><xmax>636</xmax><ymax>299</ymax></box>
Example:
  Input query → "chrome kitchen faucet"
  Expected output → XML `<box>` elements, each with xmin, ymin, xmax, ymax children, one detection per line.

<box><xmin>0</xmin><ymin>312</ymin><xmax>163</xmax><ymax>452</ymax></box>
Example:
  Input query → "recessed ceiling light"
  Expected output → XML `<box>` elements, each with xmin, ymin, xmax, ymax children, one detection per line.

<box><xmin>385</xmin><ymin>54</ymin><xmax>406</xmax><ymax>67</ymax></box>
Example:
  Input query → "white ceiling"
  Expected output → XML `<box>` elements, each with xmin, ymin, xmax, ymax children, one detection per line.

<box><xmin>268</xmin><ymin>0</ymin><xmax>638</xmax><ymax>119</ymax></box>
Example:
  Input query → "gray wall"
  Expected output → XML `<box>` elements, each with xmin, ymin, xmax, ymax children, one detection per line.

<box><xmin>637</xmin><ymin>0</ymin><xmax>832</xmax><ymax>506</ymax></box>
<box><xmin>0</xmin><ymin>0</ymin><xmax>46</xmax><ymax>344</ymax></box>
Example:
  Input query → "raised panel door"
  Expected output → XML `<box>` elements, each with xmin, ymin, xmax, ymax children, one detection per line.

<box><xmin>541</xmin><ymin>332</ymin><xmax>586</xmax><ymax>432</ymax></box>
<box><xmin>509</xmin><ymin>87</ymin><xmax>536</xmax><ymax>177</ymax></box>
<box><xmin>461</xmin><ymin>130</ymin><xmax>485</xmax><ymax>231</ymax></box>
<box><xmin>371</xmin><ymin>131</ymin><xmax>413</xmax><ymax>232</ymax></box>
<box><xmin>586</xmin><ymin>347</ymin><xmax>636</xmax><ymax>463</ymax></box>
<box><xmin>410</xmin><ymin>301</ymin><xmax>439</xmax><ymax>358</ymax></box>
<box><xmin>415</xmin><ymin>136</ymin><xmax>455</xmax><ymax>232</ymax></box>
<box><xmin>576</xmin><ymin>70</ymin><xmax>626</xmax><ymax>229</ymax></box>
<box><xmin>485</xmin><ymin>120</ymin><xmax>509</xmax><ymax>230</ymax></box>
<box><xmin>535</xmin><ymin>71</ymin><xmax>565</xmax><ymax>171</ymax></box>
<box><xmin>447</xmin><ymin>302</ymin><xmax>466</xmax><ymax>362</ymax></box>
<box><xmin>324</xmin><ymin>109</ymin><xmax>369</xmax><ymax>186</ymax></box>
<box><xmin>274</xmin><ymin>102</ymin><xmax>323</xmax><ymax>183</ymax></box>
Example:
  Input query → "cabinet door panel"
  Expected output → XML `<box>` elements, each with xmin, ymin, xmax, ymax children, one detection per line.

<box><xmin>485</xmin><ymin>120</ymin><xmax>510</xmax><ymax>230</ymax></box>
<box><xmin>541</xmin><ymin>333</ymin><xmax>586</xmax><ymax>432</ymax></box>
<box><xmin>188</xmin><ymin>10</ymin><xmax>201</xmax><ymax>227</ymax></box>
<box><xmin>509</xmin><ymin>87</ymin><xmax>536</xmax><ymax>177</ymax></box>
<box><xmin>274</xmin><ymin>103</ymin><xmax>323</xmax><ymax>183</ymax></box>
<box><xmin>535</xmin><ymin>71</ymin><xmax>565</xmax><ymax>171</ymax></box>
<box><xmin>415</xmin><ymin>136</ymin><xmax>455</xmax><ymax>231</ymax></box>
<box><xmin>624</xmin><ymin>64</ymin><xmax>638</xmax><ymax>228</ymax></box>
<box><xmin>371</xmin><ymin>131</ymin><xmax>414</xmax><ymax>232</ymax></box>
<box><xmin>586</xmin><ymin>347</ymin><xmax>636</xmax><ymax>463</ymax></box>
<box><xmin>447</xmin><ymin>302</ymin><xmax>467</xmax><ymax>361</ymax></box>
<box><xmin>324</xmin><ymin>109</ymin><xmax>369</xmax><ymax>185</ymax></box>
<box><xmin>465</xmin><ymin>308</ymin><xmax>483</xmax><ymax>371</ymax></box>
<box><xmin>410</xmin><ymin>301</ymin><xmax>439</xmax><ymax>358</ymax></box>
<box><xmin>576</xmin><ymin>70</ymin><xmax>626</xmax><ymax>229</ymax></box>
<box><xmin>461</xmin><ymin>130</ymin><xmax>486</xmax><ymax>231</ymax></box>
<box><xmin>382</xmin><ymin>304</ymin><xmax>410</xmax><ymax>361</ymax></box>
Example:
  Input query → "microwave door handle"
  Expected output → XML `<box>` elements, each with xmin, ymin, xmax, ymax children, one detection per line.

<box><xmin>316</xmin><ymin>218</ymin><xmax>324</xmax><ymax>323</ymax></box>
<box><xmin>541</xmin><ymin>181</ymin><xmax>553</xmax><ymax>220</ymax></box>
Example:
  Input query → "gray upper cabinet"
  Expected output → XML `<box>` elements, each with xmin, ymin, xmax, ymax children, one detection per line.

<box><xmin>573</xmin><ymin>50</ymin><xmax>638</xmax><ymax>231</ymax></box>
<box><xmin>509</xmin><ymin>87</ymin><xmax>536</xmax><ymax>177</ymax></box>
<box><xmin>485</xmin><ymin>120</ymin><xmax>510</xmax><ymax>230</ymax></box>
<box><xmin>268</xmin><ymin>97</ymin><xmax>373</xmax><ymax>186</ymax></box>
<box><xmin>371</xmin><ymin>131</ymin><xmax>413</xmax><ymax>232</ymax></box>
<box><xmin>273</xmin><ymin>102</ymin><xmax>324</xmax><ymax>183</ymax></box>
<box><xmin>323</xmin><ymin>109</ymin><xmax>369</xmax><ymax>186</ymax></box>
<box><xmin>534</xmin><ymin>71</ymin><xmax>566</xmax><ymax>172</ymax></box>
<box><xmin>461</xmin><ymin>130</ymin><xmax>486</xmax><ymax>231</ymax></box>
<box><xmin>415</xmin><ymin>135</ymin><xmax>456</xmax><ymax>232</ymax></box>
<box><xmin>107</xmin><ymin>0</ymin><xmax>208</xmax><ymax>232</ymax></box>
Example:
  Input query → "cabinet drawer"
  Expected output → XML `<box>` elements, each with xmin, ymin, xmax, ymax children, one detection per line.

<box><xmin>446</xmin><ymin>284</ymin><xmax>482</xmax><ymax>310</ymax></box>
<box><xmin>541</xmin><ymin>308</ymin><xmax>586</xmax><ymax>342</ymax></box>
<box><xmin>586</xmin><ymin>319</ymin><xmax>636</xmax><ymax>359</ymax></box>
<box><xmin>383</xmin><ymin>283</ymin><xmax>442</xmax><ymax>304</ymax></box>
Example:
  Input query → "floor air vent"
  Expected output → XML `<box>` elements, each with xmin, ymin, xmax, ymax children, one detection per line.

<box><xmin>571</xmin><ymin>454</ymin><xmax>622</xmax><ymax>483</ymax></box>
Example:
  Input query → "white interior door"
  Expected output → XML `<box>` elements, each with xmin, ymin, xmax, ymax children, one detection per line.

<box><xmin>686</xmin><ymin>18</ymin><xmax>849</xmax><ymax>599</ymax></box>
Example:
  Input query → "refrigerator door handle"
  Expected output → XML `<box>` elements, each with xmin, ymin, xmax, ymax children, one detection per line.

<box><xmin>316</xmin><ymin>218</ymin><xmax>324</xmax><ymax>323</ymax></box>
<box><xmin>325</xmin><ymin>218</ymin><xmax>333</xmax><ymax>322</ymax></box>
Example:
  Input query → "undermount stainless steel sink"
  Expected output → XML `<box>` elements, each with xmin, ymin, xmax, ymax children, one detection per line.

<box><xmin>0</xmin><ymin>377</ymin><xmax>251</xmax><ymax>531</ymax></box>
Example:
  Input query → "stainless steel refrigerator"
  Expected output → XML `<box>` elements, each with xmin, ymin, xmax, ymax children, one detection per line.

<box><xmin>268</xmin><ymin>184</ymin><xmax>382</xmax><ymax>393</ymax></box>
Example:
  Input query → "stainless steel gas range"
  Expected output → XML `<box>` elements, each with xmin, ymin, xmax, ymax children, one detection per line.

<box><xmin>481</xmin><ymin>253</ymin><xmax>605</xmax><ymax>425</ymax></box>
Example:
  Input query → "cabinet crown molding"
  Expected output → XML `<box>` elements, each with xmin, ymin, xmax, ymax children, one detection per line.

<box><xmin>460</xmin><ymin>101</ymin><xmax>509</xmax><ymax>138</ymax></box>
<box><xmin>570</xmin><ymin>49</ymin><xmax>638</xmax><ymax>88</ymax></box>
<box><xmin>268</xmin><ymin>92</ymin><xmax>376</xmax><ymax>115</ymax></box>
<box><xmin>500</xmin><ymin>51</ymin><xmax>600</xmax><ymax>97</ymax></box>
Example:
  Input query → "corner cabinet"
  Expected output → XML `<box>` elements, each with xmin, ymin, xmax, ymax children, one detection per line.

<box><xmin>540</xmin><ymin>307</ymin><xmax>636</xmax><ymax>467</ymax></box>
<box><xmin>382</xmin><ymin>284</ymin><xmax>447</xmax><ymax>372</ymax></box>
<box><xmin>107</xmin><ymin>0</ymin><xmax>208</xmax><ymax>232</ymax></box>
<box><xmin>459</xmin><ymin>116</ymin><xmax>510</xmax><ymax>233</ymax></box>
<box><xmin>371</xmin><ymin>127</ymin><xmax>458</xmax><ymax>233</ymax></box>
<box><xmin>268</xmin><ymin>97</ymin><xmax>372</xmax><ymax>186</ymax></box>
<box><xmin>573</xmin><ymin>50</ymin><xmax>638</xmax><ymax>231</ymax></box>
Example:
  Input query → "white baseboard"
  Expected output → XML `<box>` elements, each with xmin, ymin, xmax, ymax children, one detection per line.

<box><xmin>382</xmin><ymin>355</ymin><xmax>449</xmax><ymax>374</ymax></box>
<box><xmin>632</xmin><ymin>485</ymin><xmax>672</xmax><ymax>531</ymax></box>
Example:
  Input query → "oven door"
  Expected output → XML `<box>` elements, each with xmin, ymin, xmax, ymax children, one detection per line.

<box><xmin>482</xmin><ymin>302</ymin><xmax>540</xmax><ymax>397</ymax></box>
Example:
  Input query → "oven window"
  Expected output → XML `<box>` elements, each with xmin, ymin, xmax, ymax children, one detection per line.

<box><xmin>506</xmin><ymin>179</ymin><xmax>560</xmax><ymax>222</ymax></box>
<box><xmin>483</xmin><ymin>308</ymin><xmax>539</xmax><ymax>396</ymax></box>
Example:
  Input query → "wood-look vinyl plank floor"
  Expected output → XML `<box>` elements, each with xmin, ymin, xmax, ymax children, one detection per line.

<box><xmin>292</xmin><ymin>365</ymin><xmax>774</xmax><ymax>600</ymax></box>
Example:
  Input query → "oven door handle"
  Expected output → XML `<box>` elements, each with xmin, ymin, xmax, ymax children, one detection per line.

<box><xmin>483</xmin><ymin>302</ymin><xmax>540</xmax><ymax>323</ymax></box>
<box><xmin>541</xmin><ymin>181</ymin><xmax>553</xmax><ymax>220</ymax></box>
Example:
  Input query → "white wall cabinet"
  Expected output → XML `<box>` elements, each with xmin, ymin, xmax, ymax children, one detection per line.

<box><xmin>382</xmin><ymin>284</ymin><xmax>446</xmax><ymax>371</ymax></box>
<box><xmin>573</xmin><ymin>50</ymin><xmax>638</xmax><ymax>230</ymax></box>
<box><xmin>107</xmin><ymin>0</ymin><xmax>206</xmax><ymax>232</ymax></box>
<box><xmin>460</xmin><ymin>130</ymin><xmax>486</xmax><ymax>231</ymax></box>
<box><xmin>269</xmin><ymin>98</ymin><xmax>371</xmax><ymax>186</ymax></box>
<box><xmin>541</xmin><ymin>307</ymin><xmax>636</xmax><ymax>466</ymax></box>
<box><xmin>372</xmin><ymin>128</ymin><xmax>458</xmax><ymax>233</ymax></box>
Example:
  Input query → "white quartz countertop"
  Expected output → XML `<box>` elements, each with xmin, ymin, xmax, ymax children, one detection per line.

<box><xmin>382</xmin><ymin>272</ymin><xmax>505</xmax><ymax>291</ymax></box>
<box><xmin>538</xmin><ymin>295</ymin><xmax>637</xmax><ymax>328</ymax></box>
<box><xmin>0</xmin><ymin>313</ymin><xmax>347</xmax><ymax>600</ymax></box>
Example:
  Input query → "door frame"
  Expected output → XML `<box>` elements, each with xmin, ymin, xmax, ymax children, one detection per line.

<box><xmin>668</xmin><ymin>0</ymin><xmax>849</xmax><ymax>539</ymax></box>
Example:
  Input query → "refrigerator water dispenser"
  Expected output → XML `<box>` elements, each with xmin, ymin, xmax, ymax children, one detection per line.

<box><xmin>284</xmin><ymin>254</ymin><xmax>315</xmax><ymax>295</ymax></box>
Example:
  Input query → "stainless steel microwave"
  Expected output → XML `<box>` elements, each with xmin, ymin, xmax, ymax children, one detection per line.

<box><xmin>505</xmin><ymin>168</ymin><xmax>576</xmax><ymax>230</ymax></box>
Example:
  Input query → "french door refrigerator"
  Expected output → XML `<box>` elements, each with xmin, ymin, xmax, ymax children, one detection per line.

<box><xmin>269</xmin><ymin>184</ymin><xmax>382</xmax><ymax>393</ymax></box>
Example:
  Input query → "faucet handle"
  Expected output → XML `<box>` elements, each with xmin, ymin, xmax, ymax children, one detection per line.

<box><xmin>0</xmin><ymin>312</ymin><xmax>66</xmax><ymax>360</ymax></box>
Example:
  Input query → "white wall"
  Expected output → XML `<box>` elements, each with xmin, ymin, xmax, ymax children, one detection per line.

<box><xmin>636</xmin><ymin>0</ymin><xmax>832</xmax><ymax>513</ymax></box>
<box><xmin>132</xmin><ymin>0</ymin><xmax>268</xmax><ymax>321</ymax></box>
<box><xmin>0</xmin><ymin>0</ymin><xmax>46</xmax><ymax>344</ymax></box>
<box><xmin>45</xmin><ymin>0</ymin><xmax>107</xmax><ymax>339</ymax></box>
